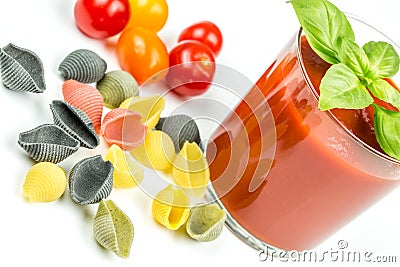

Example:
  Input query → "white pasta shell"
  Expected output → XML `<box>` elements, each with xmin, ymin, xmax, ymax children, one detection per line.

<box><xmin>50</xmin><ymin>100</ymin><xmax>99</xmax><ymax>149</ymax></box>
<box><xmin>18</xmin><ymin>124</ymin><xmax>80</xmax><ymax>163</ymax></box>
<box><xmin>0</xmin><ymin>43</ymin><xmax>45</xmax><ymax>93</ymax></box>
<box><xmin>186</xmin><ymin>204</ymin><xmax>226</xmax><ymax>242</ymax></box>
<box><xmin>152</xmin><ymin>185</ymin><xmax>190</xmax><ymax>230</ymax></box>
<box><xmin>69</xmin><ymin>155</ymin><xmax>113</xmax><ymax>205</ymax></box>
<box><xmin>23</xmin><ymin>162</ymin><xmax>67</xmax><ymax>202</ymax></box>
<box><xmin>93</xmin><ymin>199</ymin><xmax>134</xmax><ymax>258</ymax></box>
<box><xmin>58</xmin><ymin>49</ymin><xmax>107</xmax><ymax>83</ymax></box>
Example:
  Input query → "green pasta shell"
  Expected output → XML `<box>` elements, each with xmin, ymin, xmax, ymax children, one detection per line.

<box><xmin>186</xmin><ymin>203</ymin><xmax>226</xmax><ymax>242</ymax></box>
<box><xmin>93</xmin><ymin>199</ymin><xmax>134</xmax><ymax>258</ymax></box>
<box><xmin>97</xmin><ymin>70</ymin><xmax>139</xmax><ymax>109</ymax></box>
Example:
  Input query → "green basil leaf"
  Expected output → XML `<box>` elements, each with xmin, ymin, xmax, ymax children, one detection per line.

<box><xmin>337</xmin><ymin>37</ymin><xmax>371</xmax><ymax>78</ymax></box>
<box><xmin>318</xmin><ymin>63</ymin><xmax>373</xmax><ymax>110</ymax></box>
<box><xmin>373</xmin><ymin>104</ymin><xmax>400</xmax><ymax>160</ymax></box>
<box><xmin>363</xmin><ymin>41</ymin><xmax>400</xmax><ymax>78</ymax></box>
<box><xmin>290</xmin><ymin>0</ymin><xmax>355</xmax><ymax>64</ymax></box>
<box><xmin>368</xmin><ymin>79</ymin><xmax>400</xmax><ymax>110</ymax></box>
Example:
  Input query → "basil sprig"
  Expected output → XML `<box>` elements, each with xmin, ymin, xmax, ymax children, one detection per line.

<box><xmin>290</xmin><ymin>0</ymin><xmax>400</xmax><ymax>160</ymax></box>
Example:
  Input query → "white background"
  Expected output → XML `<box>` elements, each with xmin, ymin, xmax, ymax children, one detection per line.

<box><xmin>1</xmin><ymin>0</ymin><xmax>400</xmax><ymax>266</ymax></box>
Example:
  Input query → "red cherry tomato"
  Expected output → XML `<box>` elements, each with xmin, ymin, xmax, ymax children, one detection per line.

<box><xmin>166</xmin><ymin>41</ymin><xmax>216</xmax><ymax>96</ymax></box>
<box><xmin>178</xmin><ymin>21</ymin><xmax>223</xmax><ymax>56</ymax></box>
<box><xmin>126</xmin><ymin>0</ymin><xmax>168</xmax><ymax>32</ymax></box>
<box><xmin>117</xmin><ymin>27</ymin><xmax>169</xmax><ymax>84</ymax></box>
<box><xmin>74</xmin><ymin>0</ymin><xmax>131</xmax><ymax>39</ymax></box>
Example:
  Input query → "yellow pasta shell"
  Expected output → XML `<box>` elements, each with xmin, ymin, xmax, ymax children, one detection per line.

<box><xmin>130</xmin><ymin>130</ymin><xmax>175</xmax><ymax>171</ymax></box>
<box><xmin>152</xmin><ymin>185</ymin><xmax>190</xmax><ymax>230</ymax></box>
<box><xmin>186</xmin><ymin>204</ymin><xmax>226</xmax><ymax>242</ymax></box>
<box><xmin>119</xmin><ymin>95</ymin><xmax>165</xmax><ymax>129</ymax></box>
<box><xmin>104</xmin><ymin>144</ymin><xmax>144</xmax><ymax>189</ymax></box>
<box><xmin>23</xmin><ymin>162</ymin><xmax>66</xmax><ymax>202</ymax></box>
<box><xmin>93</xmin><ymin>199</ymin><xmax>134</xmax><ymax>258</ymax></box>
<box><xmin>172</xmin><ymin>141</ymin><xmax>210</xmax><ymax>198</ymax></box>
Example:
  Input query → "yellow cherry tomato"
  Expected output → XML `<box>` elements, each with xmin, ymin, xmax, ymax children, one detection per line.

<box><xmin>126</xmin><ymin>0</ymin><xmax>168</xmax><ymax>32</ymax></box>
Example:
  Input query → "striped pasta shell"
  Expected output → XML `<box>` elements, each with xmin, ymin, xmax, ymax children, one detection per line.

<box><xmin>119</xmin><ymin>95</ymin><xmax>165</xmax><ymax>130</ymax></box>
<box><xmin>97</xmin><ymin>70</ymin><xmax>139</xmax><ymax>109</ymax></box>
<box><xmin>155</xmin><ymin>114</ymin><xmax>201</xmax><ymax>153</ymax></box>
<box><xmin>50</xmin><ymin>100</ymin><xmax>100</xmax><ymax>149</ymax></box>
<box><xmin>58</xmin><ymin>49</ymin><xmax>107</xmax><ymax>83</ymax></box>
<box><xmin>172</xmin><ymin>141</ymin><xmax>210</xmax><ymax>198</ymax></box>
<box><xmin>23</xmin><ymin>162</ymin><xmax>67</xmax><ymax>202</ymax></box>
<box><xmin>101</xmin><ymin>108</ymin><xmax>147</xmax><ymax>151</ymax></box>
<box><xmin>130</xmin><ymin>130</ymin><xmax>175</xmax><ymax>171</ymax></box>
<box><xmin>0</xmin><ymin>43</ymin><xmax>45</xmax><ymax>93</ymax></box>
<box><xmin>69</xmin><ymin>155</ymin><xmax>113</xmax><ymax>205</ymax></box>
<box><xmin>93</xmin><ymin>199</ymin><xmax>134</xmax><ymax>258</ymax></box>
<box><xmin>152</xmin><ymin>185</ymin><xmax>190</xmax><ymax>230</ymax></box>
<box><xmin>18</xmin><ymin>124</ymin><xmax>80</xmax><ymax>163</ymax></box>
<box><xmin>186</xmin><ymin>204</ymin><xmax>226</xmax><ymax>242</ymax></box>
<box><xmin>62</xmin><ymin>79</ymin><xmax>104</xmax><ymax>133</ymax></box>
<box><xmin>104</xmin><ymin>144</ymin><xmax>144</xmax><ymax>189</ymax></box>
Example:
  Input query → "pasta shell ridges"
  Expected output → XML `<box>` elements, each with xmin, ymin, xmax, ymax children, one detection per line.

<box><xmin>69</xmin><ymin>155</ymin><xmax>113</xmax><ymax>205</ymax></box>
<box><xmin>0</xmin><ymin>43</ymin><xmax>45</xmax><ymax>93</ymax></box>
<box><xmin>130</xmin><ymin>130</ymin><xmax>175</xmax><ymax>171</ymax></box>
<box><xmin>62</xmin><ymin>79</ymin><xmax>104</xmax><ymax>133</ymax></box>
<box><xmin>93</xmin><ymin>199</ymin><xmax>134</xmax><ymax>258</ymax></box>
<box><xmin>18</xmin><ymin>124</ymin><xmax>80</xmax><ymax>163</ymax></box>
<box><xmin>58</xmin><ymin>49</ymin><xmax>107</xmax><ymax>84</ymax></box>
<box><xmin>97</xmin><ymin>70</ymin><xmax>138</xmax><ymax>109</ymax></box>
<box><xmin>23</xmin><ymin>162</ymin><xmax>66</xmax><ymax>202</ymax></box>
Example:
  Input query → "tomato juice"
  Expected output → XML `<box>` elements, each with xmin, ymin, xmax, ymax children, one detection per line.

<box><xmin>207</xmin><ymin>30</ymin><xmax>400</xmax><ymax>251</ymax></box>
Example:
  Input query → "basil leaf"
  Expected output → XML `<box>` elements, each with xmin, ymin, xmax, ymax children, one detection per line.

<box><xmin>368</xmin><ymin>79</ymin><xmax>400</xmax><ymax>110</ymax></box>
<box><xmin>373</xmin><ymin>104</ymin><xmax>400</xmax><ymax>160</ymax></box>
<box><xmin>337</xmin><ymin>37</ymin><xmax>371</xmax><ymax>78</ymax></box>
<box><xmin>363</xmin><ymin>41</ymin><xmax>400</xmax><ymax>78</ymax></box>
<box><xmin>318</xmin><ymin>63</ymin><xmax>373</xmax><ymax>110</ymax></box>
<box><xmin>290</xmin><ymin>0</ymin><xmax>355</xmax><ymax>64</ymax></box>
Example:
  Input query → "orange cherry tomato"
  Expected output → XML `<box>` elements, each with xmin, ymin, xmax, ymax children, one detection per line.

<box><xmin>126</xmin><ymin>0</ymin><xmax>168</xmax><ymax>32</ymax></box>
<box><xmin>117</xmin><ymin>27</ymin><xmax>169</xmax><ymax>84</ymax></box>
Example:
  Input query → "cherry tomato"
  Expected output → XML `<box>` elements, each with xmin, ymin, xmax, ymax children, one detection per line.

<box><xmin>117</xmin><ymin>27</ymin><xmax>169</xmax><ymax>84</ymax></box>
<box><xmin>125</xmin><ymin>0</ymin><xmax>168</xmax><ymax>32</ymax></box>
<box><xmin>166</xmin><ymin>41</ymin><xmax>216</xmax><ymax>96</ymax></box>
<box><xmin>178</xmin><ymin>21</ymin><xmax>223</xmax><ymax>56</ymax></box>
<box><xmin>74</xmin><ymin>0</ymin><xmax>131</xmax><ymax>39</ymax></box>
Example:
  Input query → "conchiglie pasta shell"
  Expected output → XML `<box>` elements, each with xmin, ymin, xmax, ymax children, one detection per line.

<box><xmin>97</xmin><ymin>70</ymin><xmax>139</xmax><ymax>109</ymax></box>
<box><xmin>152</xmin><ymin>185</ymin><xmax>190</xmax><ymax>230</ymax></box>
<box><xmin>101</xmin><ymin>108</ymin><xmax>147</xmax><ymax>151</ymax></box>
<box><xmin>18</xmin><ymin>124</ymin><xmax>80</xmax><ymax>163</ymax></box>
<box><xmin>58</xmin><ymin>49</ymin><xmax>107</xmax><ymax>84</ymax></box>
<box><xmin>69</xmin><ymin>155</ymin><xmax>113</xmax><ymax>205</ymax></box>
<box><xmin>23</xmin><ymin>162</ymin><xmax>66</xmax><ymax>202</ymax></box>
<box><xmin>130</xmin><ymin>130</ymin><xmax>175</xmax><ymax>171</ymax></box>
<box><xmin>50</xmin><ymin>100</ymin><xmax>99</xmax><ymax>149</ymax></box>
<box><xmin>62</xmin><ymin>79</ymin><xmax>104</xmax><ymax>133</ymax></box>
<box><xmin>104</xmin><ymin>144</ymin><xmax>144</xmax><ymax>189</ymax></box>
<box><xmin>186</xmin><ymin>204</ymin><xmax>226</xmax><ymax>242</ymax></box>
<box><xmin>172</xmin><ymin>141</ymin><xmax>210</xmax><ymax>198</ymax></box>
<box><xmin>0</xmin><ymin>43</ymin><xmax>45</xmax><ymax>93</ymax></box>
<box><xmin>93</xmin><ymin>199</ymin><xmax>134</xmax><ymax>258</ymax></box>
<box><xmin>119</xmin><ymin>95</ymin><xmax>165</xmax><ymax>130</ymax></box>
<box><xmin>155</xmin><ymin>115</ymin><xmax>201</xmax><ymax>153</ymax></box>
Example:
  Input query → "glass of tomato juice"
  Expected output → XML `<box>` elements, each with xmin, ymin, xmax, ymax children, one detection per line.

<box><xmin>206</xmin><ymin>15</ymin><xmax>400</xmax><ymax>252</ymax></box>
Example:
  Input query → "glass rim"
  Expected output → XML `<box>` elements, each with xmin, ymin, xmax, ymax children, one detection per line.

<box><xmin>296</xmin><ymin>13</ymin><xmax>400</xmax><ymax>165</ymax></box>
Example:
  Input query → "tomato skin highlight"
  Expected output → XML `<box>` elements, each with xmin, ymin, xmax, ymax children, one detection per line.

<box><xmin>178</xmin><ymin>21</ymin><xmax>223</xmax><ymax>56</ymax></box>
<box><xmin>74</xmin><ymin>0</ymin><xmax>131</xmax><ymax>39</ymax></box>
<box><xmin>116</xmin><ymin>27</ymin><xmax>169</xmax><ymax>85</ymax></box>
<box><xmin>125</xmin><ymin>0</ymin><xmax>168</xmax><ymax>32</ymax></box>
<box><xmin>166</xmin><ymin>41</ymin><xmax>216</xmax><ymax>96</ymax></box>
